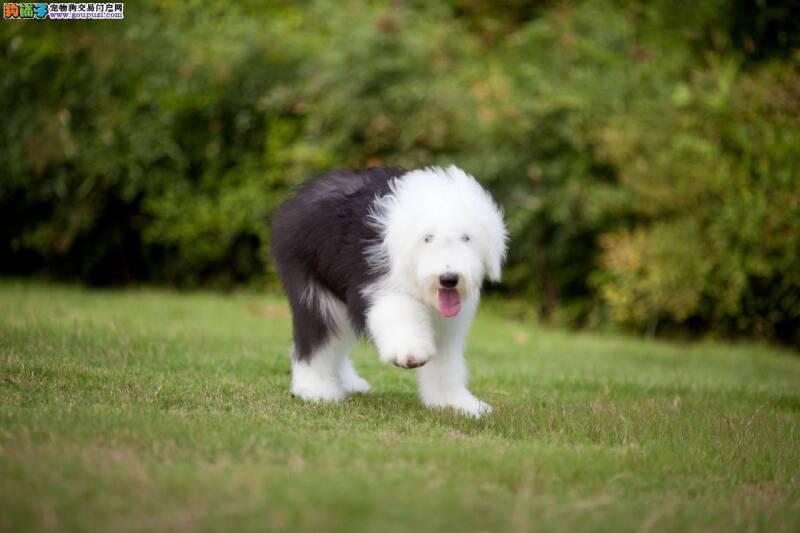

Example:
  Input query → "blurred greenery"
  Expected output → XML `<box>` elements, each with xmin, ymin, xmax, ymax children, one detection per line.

<box><xmin>1</xmin><ymin>0</ymin><xmax>799</xmax><ymax>346</ymax></box>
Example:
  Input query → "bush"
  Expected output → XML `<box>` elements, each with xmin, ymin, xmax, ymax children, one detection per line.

<box><xmin>2</xmin><ymin>0</ymin><xmax>798</xmax><ymax>345</ymax></box>
<box><xmin>595</xmin><ymin>62</ymin><xmax>800</xmax><ymax>343</ymax></box>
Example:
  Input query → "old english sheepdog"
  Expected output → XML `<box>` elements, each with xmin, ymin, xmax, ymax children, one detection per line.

<box><xmin>271</xmin><ymin>166</ymin><xmax>507</xmax><ymax>417</ymax></box>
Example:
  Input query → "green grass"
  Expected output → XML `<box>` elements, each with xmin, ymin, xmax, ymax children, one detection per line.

<box><xmin>1</xmin><ymin>280</ymin><xmax>799</xmax><ymax>532</ymax></box>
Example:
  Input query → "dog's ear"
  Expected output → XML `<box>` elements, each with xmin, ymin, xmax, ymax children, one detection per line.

<box><xmin>485</xmin><ymin>237</ymin><xmax>506</xmax><ymax>282</ymax></box>
<box><xmin>486</xmin><ymin>253</ymin><xmax>503</xmax><ymax>282</ymax></box>
<box><xmin>482</xmin><ymin>206</ymin><xmax>508</xmax><ymax>283</ymax></box>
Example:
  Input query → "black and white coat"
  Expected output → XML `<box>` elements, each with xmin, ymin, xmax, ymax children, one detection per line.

<box><xmin>271</xmin><ymin>166</ymin><xmax>507</xmax><ymax>417</ymax></box>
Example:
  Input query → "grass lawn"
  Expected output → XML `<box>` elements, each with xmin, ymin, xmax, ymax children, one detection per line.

<box><xmin>1</xmin><ymin>280</ymin><xmax>799</xmax><ymax>532</ymax></box>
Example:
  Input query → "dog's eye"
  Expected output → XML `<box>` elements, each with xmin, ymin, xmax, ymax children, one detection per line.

<box><xmin>424</xmin><ymin>234</ymin><xmax>434</xmax><ymax>243</ymax></box>
<box><xmin>461</xmin><ymin>234</ymin><xmax>470</xmax><ymax>242</ymax></box>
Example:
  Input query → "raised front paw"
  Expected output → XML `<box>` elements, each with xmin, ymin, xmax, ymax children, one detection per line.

<box><xmin>379</xmin><ymin>339</ymin><xmax>435</xmax><ymax>369</ymax></box>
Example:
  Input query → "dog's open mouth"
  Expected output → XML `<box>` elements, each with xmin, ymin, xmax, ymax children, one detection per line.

<box><xmin>437</xmin><ymin>288</ymin><xmax>461</xmax><ymax>318</ymax></box>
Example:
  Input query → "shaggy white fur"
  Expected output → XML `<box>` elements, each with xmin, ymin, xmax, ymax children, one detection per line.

<box><xmin>288</xmin><ymin>166</ymin><xmax>507</xmax><ymax>418</ymax></box>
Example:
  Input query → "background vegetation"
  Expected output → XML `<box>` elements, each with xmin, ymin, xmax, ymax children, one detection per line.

<box><xmin>2</xmin><ymin>0</ymin><xmax>799</xmax><ymax>346</ymax></box>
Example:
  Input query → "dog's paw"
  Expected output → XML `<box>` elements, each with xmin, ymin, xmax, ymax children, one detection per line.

<box><xmin>341</xmin><ymin>374</ymin><xmax>371</xmax><ymax>394</ymax></box>
<box><xmin>290</xmin><ymin>374</ymin><xmax>346</xmax><ymax>403</ymax></box>
<box><xmin>391</xmin><ymin>354</ymin><xmax>429</xmax><ymax>369</ymax></box>
<box><xmin>459</xmin><ymin>398</ymin><xmax>493</xmax><ymax>418</ymax></box>
<box><xmin>379</xmin><ymin>340</ymin><xmax>435</xmax><ymax>369</ymax></box>
<box><xmin>291</xmin><ymin>382</ymin><xmax>346</xmax><ymax>402</ymax></box>
<box><xmin>339</xmin><ymin>360</ymin><xmax>371</xmax><ymax>394</ymax></box>
<box><xmin>424</xmin><ymin>393</ymin><xmax>493</xmax><ymax>418</ymax></box>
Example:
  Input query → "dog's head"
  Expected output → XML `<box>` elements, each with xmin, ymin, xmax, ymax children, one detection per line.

<box><xmin>370</xmin><ymin>166</ymin><xmax>508</xmax><ymax>318</ymax></box>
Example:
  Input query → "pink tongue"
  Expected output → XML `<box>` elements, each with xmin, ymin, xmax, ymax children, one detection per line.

<box><xmin>437</xmin><ymin>288</ymin><xmax>461</xmax><ymax>318</ymax></box>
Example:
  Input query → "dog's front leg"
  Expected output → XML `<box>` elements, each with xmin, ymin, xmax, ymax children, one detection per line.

<box><xmin>417</xmin><ymin>298</ymin><xmax>491</xmax><ymax>418</ymax></box>
<box><xmin>367</xmin><ymin>291</ymin><xmax>435</xmax><ymax>369</ymax></box>
<box><xmin>416</xmin><ymin>348</ymin><xmax>491</xmax><ymax>418</ymax></box>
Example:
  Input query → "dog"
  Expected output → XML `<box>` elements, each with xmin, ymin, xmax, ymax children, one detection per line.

<box><xmin>271</xmin><ymin>166</ymin><xmax>507</xmax><ymax>417</ymax></box>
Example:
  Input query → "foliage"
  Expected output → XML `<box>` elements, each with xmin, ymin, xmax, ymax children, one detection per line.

<box><xmin>1</xmin><ymin>0</ymin><xmax>798</xmax><ymax>344</ymax></box>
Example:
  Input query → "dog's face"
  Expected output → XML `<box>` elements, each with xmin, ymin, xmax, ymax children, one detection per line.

<box><xmin>371</xmin><ymin>166</ymin><xmax>508</xmax><ymax>319</ymax></box>
<box><xmin>413</xmin><ymin>224</ymin><xmax>490</xmax><ymax>318</ymax></box>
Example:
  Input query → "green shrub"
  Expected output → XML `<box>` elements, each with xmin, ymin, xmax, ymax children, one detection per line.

<box><xmin>594</xmin><ymin>61</ymin><xmax>800</xmax><ymax>343</ymax></box>
<box><xmin>1</xmin><ymin>0</ymin><xmax>798</xmax><ymax>345</ymax></box>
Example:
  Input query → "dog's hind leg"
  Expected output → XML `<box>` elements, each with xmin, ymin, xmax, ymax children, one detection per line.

<box><xmin>289</xmin><ymin>283</ymin><xmax>352</xmax><ymax>402</ymax></box>
<box><xmin>291</xmin><ymin>333</ymin><xmax>349</xmax><ymax>402</ymax></box>
<box><xmin>293</xmin><ymin>325</ymin><xmax>369</xmax><ymax>399</ymax></box>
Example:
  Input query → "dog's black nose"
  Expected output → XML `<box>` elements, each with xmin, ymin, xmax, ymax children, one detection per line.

<box><xmin>439</xmin><ymin>273</ymin><xmax>459</xmax><ymax>288</ymax></box>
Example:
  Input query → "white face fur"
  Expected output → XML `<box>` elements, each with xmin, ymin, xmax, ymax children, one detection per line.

<box><xmin>368</xmin><ymin>166</ymin><xmax>508</xmax><ymax>318</ymax></box>
<box><xmin>412</xmin><ymin>226</ymin><xmax>484</xmax><ymax>314</ymax></box>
